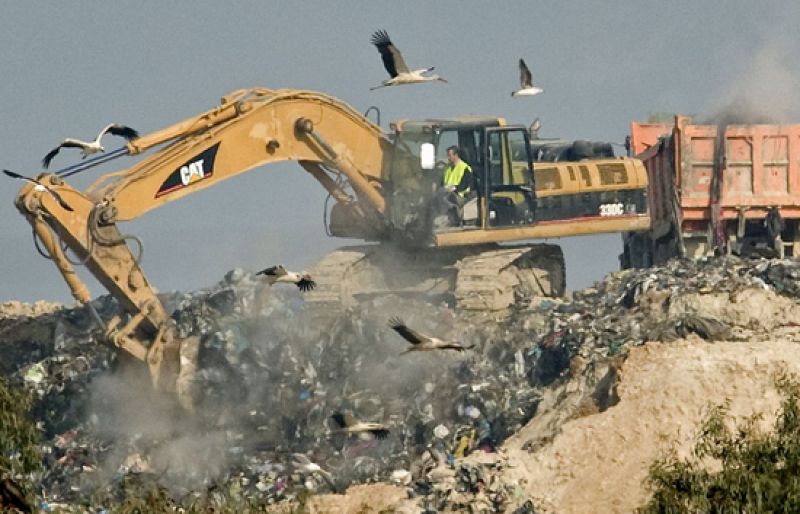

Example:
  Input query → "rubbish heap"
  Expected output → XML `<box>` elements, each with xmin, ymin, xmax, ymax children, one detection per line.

<box><xmin>2</xmin><ymin>256</ymin><xmax>800</xmax><ymax>511</ymax></box>
<box><xmin>519</xmin><ymin>256</ymin><xmax>800</xmax><ymax>385</ymax></box>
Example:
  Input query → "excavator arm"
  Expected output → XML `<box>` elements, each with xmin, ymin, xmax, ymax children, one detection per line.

<box><xmin>13</xmin><ymin>87</ymin><xmax>393</xmax><ymax>395</ymax></box>
<box><xmin>87</xmin><ymin>88</ymin><xmax>390</xmax><ymax>219</ymax></box>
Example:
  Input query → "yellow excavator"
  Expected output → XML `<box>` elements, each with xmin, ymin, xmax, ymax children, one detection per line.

<box><xmin>12</xmin><ymin>87</ymin><xmax>649</xmax><ymax>398</ymax></box>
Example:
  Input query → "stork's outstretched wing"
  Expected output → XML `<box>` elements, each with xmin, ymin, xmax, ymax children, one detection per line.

<box><xmin>332</xmin><ymin>411</ymin><xmax>363</xmax><ymax>429</ymax></box>
<box><xmin>371</xmin><ymin>30</ymin><xmax>409</xmax><ymax>77</ymax></box>
<box><xmin>256</xmin><ymin>265</ymin><xmax>286</xmax><ymax>277</ymax></box>
<box><xmin>519</xmin><ymin>58</ymin><xmax>533</xmax><ymax>89</ymax></box>
<box><xmin>3</xmin><ymin>170</ymin><xmax>73</xmax><ymax>211</ymax></box>
<box><xmin>42</xmin><ymin>139</ymin><xmax>86</xmax><ymax>168</ymax></box>
<box><xmin>388</xmin><ymin>317</ymin><xmax>427</xmax><ymax>345</ymax></box>
<box><xmin>100</xmin><ymin>123</ymin><xmax>139</xmax><ymax>141</ymax></box>
<box><xmin>297</xmin><ymin>277</ymin><xmax>316</xmax><ymax>292</ymax></box>
<box><xmin>3</xmin><ymin>169</ymin><xmax>28</xmax><ymax>181</ymax></box>
<box><xmin>529</xmin><ymin>118</ymin><xmax>542</xmax><ymax>137</ymax></box>
<box><xmin>368</xmin><ymin>427</ymin><xmax>390</xmax><ymax>439</ymax></box>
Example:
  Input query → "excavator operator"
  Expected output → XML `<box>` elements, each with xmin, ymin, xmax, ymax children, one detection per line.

<box><xmin>434</xmin><ymin>145</ymin><xmax>474</xmax><ymax>227</ymax></box>
<box><xmin>442</xmin><ymin>145</ymin><xmax>473</xmax><ymax>196</ymax></box>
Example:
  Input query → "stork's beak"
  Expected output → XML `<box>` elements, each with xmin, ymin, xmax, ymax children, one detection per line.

<box><xmin>438</xmin><ymin>78</ymin><xmax>448</xmax><ymax>83</ymax></box>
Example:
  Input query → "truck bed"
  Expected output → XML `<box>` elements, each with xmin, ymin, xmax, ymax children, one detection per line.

<box><xmin>632</xmin><ymin>116</ymin><xmax>800</xmax><ymax>237</ymax></box>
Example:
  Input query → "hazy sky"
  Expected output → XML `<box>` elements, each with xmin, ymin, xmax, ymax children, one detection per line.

<box><xmin>2</xmin><ymin>1</ymin><xmax>799</xmax><ymax>304</ymax></box>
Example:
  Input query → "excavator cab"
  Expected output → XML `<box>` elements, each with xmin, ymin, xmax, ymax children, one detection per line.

<box><xmin>387</xmin><ymin>119</ymin><xmax>536</xmax><ymax>243</ymax></box>
<box><xmin>484</xmin><ymin>127</ymin><xmax>536</xmax><ymax>227</ymax></box>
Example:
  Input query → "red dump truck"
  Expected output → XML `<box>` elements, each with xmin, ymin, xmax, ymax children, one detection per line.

<box><xmin>621</xmin><ymin>115</ymin><xmax>800</xmax><ymax>268</ymax></box>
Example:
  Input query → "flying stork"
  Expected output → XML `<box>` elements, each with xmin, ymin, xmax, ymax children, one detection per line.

<box><xmin>42</xmin><ymin>123</ymin><xmax>140</xmax><ymax>169</ymax></box>
<box><xmin>529</xmin><ymin>118</ymin><xmax>542</xmax><ymax>139</ymax></box>
<box><xmin>291</xmin><ymin>453</ymin><xmax>337</xmax><ymax>489</ymax></box>
<box><xmin>3</xmin><ymin>169</ymin><xmax>73</xmax><ymax>211</ymax></box>
<box><xmin>330</xmin><ymin>412</ymin><xmax>390</xmax><ymax>440</ymax></box>
<box><xmin>388</xmin><ymin>317</ymin><xmax>473</xmax><ymax>354</ymax></box>
<box><xmin>370</xmin><ymin>30</ymin><xmax>447</xmax><ymax>90</ymax></box>
<box><xmin>256</xmin><ymin>264</ymin><xmax>316</xmax><ymax>292</ymax></box>
<box><xmin>511</xmin><ymin>58</ymin><xmax>543</xmax><ymax>97</ymax></box>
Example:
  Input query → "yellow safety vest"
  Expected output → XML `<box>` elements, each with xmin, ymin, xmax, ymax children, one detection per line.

<box><xmin>443</xmin><ymin>160</ymin><xmax>471</xmax><ymax>196</ymax></box>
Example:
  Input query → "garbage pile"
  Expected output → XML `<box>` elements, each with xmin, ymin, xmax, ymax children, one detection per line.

<box><xmin>409</xmin><ymin>456</ymin><xmax>540</xmax><ymax>513</ymax></box>
<box><xmin>2</xmin><ymin>256</ymin><xmax>800</xmax><ymax>511</ymax></box>
<box><xmin>517</xmin><ymin>256</ymin><xmax>800</xmax><ymax>388</ymax></box>
<box><xmin>1</xmin><ymin>270</ymin><xmax>544</xmax><ymax>510</ymax></box>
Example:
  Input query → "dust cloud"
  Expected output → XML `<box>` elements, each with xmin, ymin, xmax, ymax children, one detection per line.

<box><xmin>86</xmin><ymin>362</ymin><xmax>230</xmax><ymax>493</ymax></box>
<box><xmin>76</xmin><ymin>271</ymin><xmax>479</xmax><ymax>494</ymax></box>
<box><xmin>703</xmin><ymin>37</ymin><xmax>800</xmax><ymax>124</ymax></box>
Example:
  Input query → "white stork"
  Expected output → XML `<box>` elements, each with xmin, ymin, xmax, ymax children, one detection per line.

<box><xmin>512</xmin><ymin>58</ymin><xmax>543</xmax><ymax>97</ymax></box>
<box><xmin>256</xmin><ymin>264</ymin><xmax>316</xmax><ymax>292</ymax></box>
<box><xmin>42</xmin><ymin>123</ymin><xmax>139</xmax><ymax>168</ymax></box>
<box><xmin>388</xmin><ymin>317</ymin><xmax>473</xmax><ymax>354</ymax></box>
<box><xmin>529</xmin><ymin>118</ymin><xmax>542</xmax><ymax>139</ymax></box>
<box><xmin>3</xmin><ymin>169</ymin><xmax>73</xmax><ymax>211</ymax></box>
<box><xmin>291</xmin><ymin>453</ymin><xmax>336</xmax><ymax>489</ymax></box>
<box><xmin>331</xmin><ymin>412</ymin><xmax>390</xmax><ymax>440</ymax></box>
<box><xmin>370</xmin><ymin>30</ymin><xmax>447</xmax><ymax>90</ymax></box>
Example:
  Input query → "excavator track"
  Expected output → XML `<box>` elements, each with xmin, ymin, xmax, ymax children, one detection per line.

<box><xmin>304</xmin><ymin>243</ymin><xmax>566</xmax><ymax>318</ymax></box>
<box><xmin>455</xmin><ymin>244</ymin><xmax>565</xmax><ymax>312</ymax></box>
<box><xmin>304</xmin><ymin>247</ymin><xmax>367</xmax><ymax>314</ymax></box>
<box><xmin>304</xmin><ymin>245</ymin><xmax>457</xmax><ymax>319</ymax></box>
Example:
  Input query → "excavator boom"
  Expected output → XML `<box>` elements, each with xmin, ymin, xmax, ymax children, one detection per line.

<box><xmin>88</xmin><ymin>88</ymin><xmax>390</xmax><ymax>220</ymax></box>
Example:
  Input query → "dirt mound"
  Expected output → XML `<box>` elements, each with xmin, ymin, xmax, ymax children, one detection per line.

<box><xmin>667</xmin><ymin>287</ymin><xmax>800</xmax><ymax>333</ymax></box>
<box><xmin>305</xmin><ymin>484</ymin><xmax>407</xmax><ymax>513</ymax></box>
<box><xmin>498</xmin><ymin>338</ymin><xmax>800</xmax><ymax>513</ymax></box>
<box><xmin>0</xmin><ymin>300</ymin><xmax>62</xmax><ymax>319</ymax></box>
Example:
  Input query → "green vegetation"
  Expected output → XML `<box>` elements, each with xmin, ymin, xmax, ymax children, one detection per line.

<box><xmin>0</xmin><ymin>376</ymin><xmax>42</xmax><ymax>475</ymax></box>
<box><xmin>640</xmin><ymin>374</ymin><xmax>800</xmax><ymax>513</ymax></box>
<box><xmin>56</xmin><ymin>477</ymin><xmax>316</xmax><ymax>514</ymax></box>
<box><xmin>0</xmin><ymin>376</ymin><xmax>41</xmax><ymax>511</ymax></box>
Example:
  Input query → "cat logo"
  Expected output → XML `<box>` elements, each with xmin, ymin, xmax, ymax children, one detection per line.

<box><xmin>180</xmin><ymin>160</ymin><xmax>206</xmax><ymax>186</ymax></box>
<box><xmin>156</xmin><ymin>143</ymin><xmax>220</xmax><ymax>197</ymax></box>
